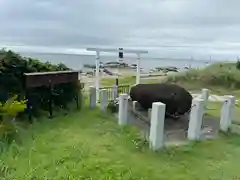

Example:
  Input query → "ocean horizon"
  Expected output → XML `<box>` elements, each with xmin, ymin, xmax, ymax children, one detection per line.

<box><xmin>19</xmin><ymin>52</ymin><xmax>231</xmax><ymax>71</ymax></box>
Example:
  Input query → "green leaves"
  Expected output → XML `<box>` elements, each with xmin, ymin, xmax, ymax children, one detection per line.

<box><xmin>0</xmin><ymin>96</ymin><xmax>26</xmax><ymax>142</ymax></box>
<box><xmin>236</xmin><ymin>60</ymin><xmax>240</xmax><ymax>70</ymax></box>
<box><xmin>0</xmin><ymin>49</ymin><xmax>80</xmax><ymax>118</ymax></box>
<box><xmin>0</xmin><ymin>95</ymin><xmax>26</xmax><ymax>119</ymax></box>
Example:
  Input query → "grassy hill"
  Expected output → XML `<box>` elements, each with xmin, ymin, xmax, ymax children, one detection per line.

<box><xmin>1</xmin><ymin>107</ymin><xmax>240</xmax><ymax>179</ymax></box>
<box><xmin>2</xmin><ymin>62</ymin><xmax>240</xmax><ymax>179</ymax></box>
<box><xmin>167</xmin><ymin>62</ymin><xmax>240</xmax><ymax>90</ymax></box>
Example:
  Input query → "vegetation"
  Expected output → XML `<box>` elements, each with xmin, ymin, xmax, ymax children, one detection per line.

<box><xmin>2</xmin><ymin>59</ymin><xmax>240</xmax><ymax>179</ymax></box>
<box><xmin>102</xmin><ymin>62</ymin><xmax>240</xmax><ymax>92</ymax></box>
<box><xmin>167</xmin><ymin>62</ymin><xmax>240</xmax><ymax>89</ymax></box>
<box><xmin>0</xmin><ymin>107</ymin><xmax>240</xmax><ymax>179</ymax></box>
<box><xmin>107</xmin><ymin>100</ymin><xmax>118</xmax><ymax>113</ymax></box>
<box><xmin>0</xmin><ymin>96</ymin><xmax>26</xmax><ymax>143</ymax></box>
<box><xmin>236</xmin><ymin>60</ymin><xmax>240</xmax><ymax>70</ymax></box>
<box><xmin>0</xmin><ymin>49</ymin><xmax>81</xmax><ymax>117</ymax></box>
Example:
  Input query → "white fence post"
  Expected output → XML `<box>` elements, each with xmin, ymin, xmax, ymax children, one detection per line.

<box><xmin>187</xmin><ymin>98</ymin><xmax>204</xmax><ymax>140</ymax></box>
<box><xmin>149</xmin><ymin>102</ymin><xmax>166</xmax><ymax>151</ymax></box>
<box><xmin>89</xmin><ymin>86</ymin><xmax>96</xmax><ymax>109</ymax></box>
<box><xmin>220</xmin><ymin>95</ymin><xmax>235</xmax><ymax>132</ymax></box>
<box><xmin>201</xmin><ymin>88</ymin><xmax>209</xmax><ymax>108</ymax></box>
<box><xmin>100</xmin><ymin>89</ymin><xmax>108</xmax><ymax>111</ymax></box>
<box><xmin>148</xmin><ymin>109</ymin><xmax>152</xmax><ymax>120</ymax></box>
<box><xmin>113</xmin><ymin>86</ymin><xmax>118</xmax><ymax>100</ymax></box>
<box><xmin>132</xmin><ymin>101</ymin><xmax>137</xmax><ymax>113</ymax></box>
<box><xmin>118</xmin><ymin>93</ymin><xmax>128</xmax><ymax>125</ymax></box>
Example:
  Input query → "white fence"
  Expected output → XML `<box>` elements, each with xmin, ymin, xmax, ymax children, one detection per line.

<box><xmin>89</xmin><ymin>87</ymin><xmax>238</xmax><ymax>151</ymax></box>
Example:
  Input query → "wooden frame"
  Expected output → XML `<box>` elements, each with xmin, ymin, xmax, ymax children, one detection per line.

<box><xmin>24</xmin><ymin>71</ymin><xmax>80</xmax><ymax>122</ymax></box>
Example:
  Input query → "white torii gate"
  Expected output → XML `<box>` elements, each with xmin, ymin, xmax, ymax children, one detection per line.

<box><xmin>86</xmin><ymin>47</ymin><xmax>148</xmax><ymax>102</ymax></box>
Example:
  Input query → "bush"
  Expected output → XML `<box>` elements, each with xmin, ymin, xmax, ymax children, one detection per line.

<box><xmin>166</xmin><ymin>62</ymin><xmax>240</xmax><ymax>88</ymax></box>
<box><xmin>107</xmin><ymin>100</ymin><xmax>118</xmax><ymax>113</ymax></box>
<box><xmin>0</xmin><ymin>96</ymin><xmax>26</xmax><ymax>142</ymax></box>
<box><xmin>236</xmin><ymin>60</ymin><xmax>240</xmax><ymax>70</ymax></box>
<box><xmin>0</xmin><ymin>49</ymin><xmax>81</xmax><ymax>117</ymax></box>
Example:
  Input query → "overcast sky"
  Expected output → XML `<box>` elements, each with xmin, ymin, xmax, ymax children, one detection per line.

<box><xmin>0</xmin><ymin>0</ymin><xmax>240</xmax><ymax>59</ymax></box>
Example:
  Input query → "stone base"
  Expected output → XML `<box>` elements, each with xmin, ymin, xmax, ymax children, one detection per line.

<box><xmin>127</xmin><ymin>100</ymin><xmax>220</xmax><ymax>147</ymax></box>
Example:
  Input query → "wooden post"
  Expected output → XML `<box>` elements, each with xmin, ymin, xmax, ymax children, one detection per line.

<box><xmin>26</xmin><ymin>90</ymin><xmax>32</xmax><ymax>123</ymax></box>
<box><xmin>48</xmin><ymin>80</ymin><xmax>53</xmax><ymax>118</ymax></box>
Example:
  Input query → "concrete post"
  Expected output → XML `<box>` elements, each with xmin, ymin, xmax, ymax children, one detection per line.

<box><xmin>201</xmin><ymin>88</ymin><xmax>209</xmax><ymax>108</ymax></box>
<box><xmin>100</xmin><ymin>89</ymin><xmax>108</xmax><ymax>111</ymax></box>
<box><xmin>220</xmin><ymin>95</ymin><xmax>235</xmax><ymax>132</ymax></box>
<box><xmin>118</xmin><ymin>93</ymin><xmax>128</xmax><ymax>125</ymax></box>
<box><xmin>113</xmin><ymin>86</ymin><xmax>118</xmax><ymax>100</ymax></box>
<box><xmin>149</xmin><ymin>102</ymin><xmax>166</xmax><ymax>151</ymax></box>
<box><xmin>148</xmin><ymin>109</ymin><xmax>152</xmax><ymax>120</ymax></box>
<box><xmin>187</xmin><ymin>98</ymin><xmax>204</xmax><ymax>140</ymax></box>
<box><xmin>89</xmin><ymin>86</ymin><xmax>96</xmax><ymax>109</ymax></box>
<box><xmin>132</xmin><ymin>101</ymin><xmax>137</xmax><ymax>113</ymax></box>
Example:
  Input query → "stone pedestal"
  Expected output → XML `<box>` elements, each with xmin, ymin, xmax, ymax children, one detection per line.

<box><xmin>220</xmin><ymin>95</ymin><xmax>235</xmax><ymax>132</ymax></box>
<box><xmin>149</xmin><ymin>102</ymin><xmax>166</xmax><ymax>151</ymax></box>
<box><xmin>187</xmin><ymin>98</ymin><xmax>204</xmax><ymax>140</ymax></box>
<box><xmin>89</xmin><ymin>86</ymin><xmax>96</xmax><ymax>109</ymax></box>
<box><xmin>100</xmin><ymin>89</ymin><xmax>108</xmax><ymax>111</ymax></box>
<box><xmin>118</xmin><ymin>93</ymin><xmax>128</xmax><ymax>125</ymax></box>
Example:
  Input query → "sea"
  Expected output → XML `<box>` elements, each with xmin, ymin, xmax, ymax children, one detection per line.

<box><xmin>19</xmin><ymin>52</ymin><xmax>228</xmax><ymax>72</ymax></box>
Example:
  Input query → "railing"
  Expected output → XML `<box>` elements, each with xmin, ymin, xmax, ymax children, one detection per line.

<box><xmin>99</xmin><ymin>85</ymin><xmax>130</xmax><ymax>101</ymax></box>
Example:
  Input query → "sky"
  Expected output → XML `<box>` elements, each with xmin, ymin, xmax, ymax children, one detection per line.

<box><xmin>0</xmin><ymin>0</ymin><xmax>240</xmax><ymax>59</ymax></box>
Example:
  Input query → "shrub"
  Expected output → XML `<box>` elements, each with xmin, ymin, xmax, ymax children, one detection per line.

<box><xmin>0</xmin><ymin>49</ymin><xmax>81</xmax><ymax>117</ymax></box>
<box><xmin>0</xmin><ymin>96</ymin><xmax>26</xmax><ymax>142</ymax></box>
<box><xmin>166</xmin><ymin>62</ymin><xmax>240</xmax><ymax>88</ymax></box>
<box><xmin>236</xmin><ymin>60</ymin><xmax>240</xmax><ymax>70</ymax></box>
<box><xmin>107</xmin><ymin>100</ymin><xmax>118</xmax><ymax>113</ymax></box>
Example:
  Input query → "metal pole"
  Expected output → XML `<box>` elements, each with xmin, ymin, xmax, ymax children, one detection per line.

<box><xmin>115</xmin><ymin>55</ymin><xmax>119</xmax><ymax>99</ymax></box>
<box><xmin>136</xmin><ymin>53</ymin><xmax>140</xmax><ymax>84</ymax></box>
<box><xmin>115</xmin><ymin>48</ymin><xmax>123</xmax><ymax>97</ymax></box>
<box><xmin>95</xmin><ymin>51</ymin><xmax>100</xmax><ymax>103</ymax></box>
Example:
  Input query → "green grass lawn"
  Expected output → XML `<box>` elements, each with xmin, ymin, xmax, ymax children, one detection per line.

<box><xmin>3</xmin><ymin>63</ymin><xmax>240</xmax><ymax>179</ymax></box>
<box><xmin>2</xmin><ymin>106</ymin><xmax>240</xmax><ymax>179</ymax></box>
<box><xmin>101</xmin><ymin>76</ymin><xmax>136</xmax><ymax>87</ymax></box>
<box><xmin>100</xmin><ymin>76</ymin><xmax>161</xmax><ymax>87</ymax></box>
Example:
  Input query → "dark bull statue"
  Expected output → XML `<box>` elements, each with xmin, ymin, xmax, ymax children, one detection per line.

<box><xmin>130</xmin><ymin>83</ymin><xmax>193</xmax><ymax>118</ymax></box>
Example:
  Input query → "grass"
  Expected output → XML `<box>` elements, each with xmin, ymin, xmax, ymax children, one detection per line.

<box><xmin>101</xmin><ymin>76</ymin><xmax>136</xmax><ymax>87</ymax></box>
<box><xmin>101</xmin><ymin>75</ymin><xmax>161</xmax><ymax>87</ymax></box>
<box><xmin>167</xmin><ymin>62</ymin><xmax>240</xmax><ymax>89</ymax></box>
<box><xmin>2</xmin><ymin>107</ymin><xmax>240</xmax><ymax>179</ymax></box>
<box><xmin>2</xmin><ymin>62</ymin><xmax>240</xmax><ymax>179</ymax></box>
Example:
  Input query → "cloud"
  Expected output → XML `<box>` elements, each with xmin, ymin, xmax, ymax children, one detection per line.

<box><xmin>0</xmin><ymin>0</ymin><xmax>240</xmax><ymax>58</ymax></box>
